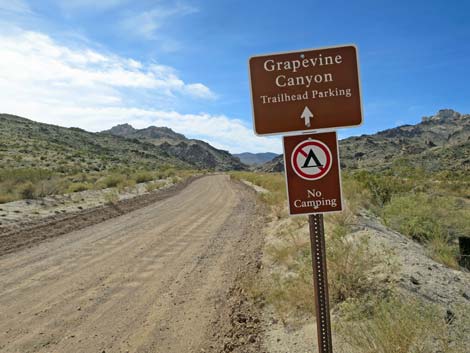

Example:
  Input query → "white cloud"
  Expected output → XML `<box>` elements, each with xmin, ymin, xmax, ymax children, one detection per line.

<box><xmin>120</xmin><ymin>3</ymin><xmax>197</xmax><ymax>39</ymax></box>
<box><xmin>0</xmin><ymin>29</ymin><xmax>278</xmax><ymax>153</ymax></box>
<box><xmin>0</xmin><ymin>30</ymin><xmax>215</xmax><ymax>100</ymax></box>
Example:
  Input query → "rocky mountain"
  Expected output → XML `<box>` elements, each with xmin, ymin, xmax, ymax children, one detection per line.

<box><xmin>258</xmin><ymin>109</ymin><xmax>469</xmax><ymax>173</ymax></box>
<box><xmin>258</xmin><ymin>155</ymin><xmax>285</xmax><ymax>172</ymax></box>
<box><xmin>102</xmin><ymin>124</ymin><xmax>246</xmax><ymax>171</ymax></box>
<box><xmin>340</xmin><ymin>109</ymin><xmax>469</xmax><ymax>171</ymax></box>
<box><xmin>0</xmin><ymin>114</ymin><xmax>245</xmax><ymax>172</ymax></box>
<box><xmin>233</xmin><ymin>152</ymin><xmax>279</xmax><ymax>166</ymax></box>
<box><xmin>107</xmin><ymin>124</ymin><xmax>186</xmax><ymax>142</ymax></box>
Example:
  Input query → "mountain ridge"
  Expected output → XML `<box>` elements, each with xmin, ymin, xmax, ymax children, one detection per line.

<box><xmin>259</xmin><ymin>109</ymin><xmax>469</xmax><ymax>173</ymax></box>
<box><xmin>0</xmin><ymin>114</ymin><xmax>245</xmax><ymax>172</ymax></box>
<box><xmin>233</xmin><ymin>152</ymin><xmax>279</xmax><ymax>166</ymax></box>
<box><xmin>102</xmin><ymin>123</ymin><xmax>246</xmax><ymax>171</ymax></box>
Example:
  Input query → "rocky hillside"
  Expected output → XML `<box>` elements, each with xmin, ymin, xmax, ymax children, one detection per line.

<box><xmin>102</xmin><ymin>124</ymin><xmax>246</xmax><ymax>171</ymax></box>
<box><xmin>0</xmin><ymin>114</ymin><xmax>190</xmax><ymax>173</ymax></box>
<box><xmin>233</xmin><ymin>152</ymin><xmax>279</xmax><ymax>166</ymax></box>
<box><xmin>0</xmin><ymin>114</ymin><xmax>245</xmax><ymax>172</ymax></box>
<box><xmin>340</xmin><ymin>109</ymin><xmax>469</xmax><ymax>171</ymax></box>
<box><xmin>258</xmin><ymin>155</ymin><xmax>284</xmax><ymax>172</ymax></box>
<box><xmin>259</xmin><ymin>109</ymin><xmax>469</xmax><ymax>173</ymax></box>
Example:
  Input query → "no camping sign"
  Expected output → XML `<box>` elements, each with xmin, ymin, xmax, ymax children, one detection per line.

<box><xmin>283</xmin><ymin>131</ymin><xmax>342</xmax><ymax>215</ymax></box>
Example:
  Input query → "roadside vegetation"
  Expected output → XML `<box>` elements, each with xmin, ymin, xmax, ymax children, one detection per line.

<box><xmin>345</xmin><ymin>159</ymin><xmax>469</xmax><ymax>269</ymax></box>
<box><xmin>0</xmin><ymin>167</ymin><xmax>200</xmax><ymax>204</ymax></box>
<box><xmin>230</xmin><ymin>169</ymin><xmax>469</xmax><ymax>352</ymax></box>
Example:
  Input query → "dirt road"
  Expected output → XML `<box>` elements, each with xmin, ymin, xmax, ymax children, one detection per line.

<box><xmin>0</xmin><ymin>175</ymin><xmax>264</xmax><ymax>353</ymax></box>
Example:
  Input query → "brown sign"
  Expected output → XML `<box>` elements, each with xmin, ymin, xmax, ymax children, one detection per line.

<box><xmin>283</xmin><ymin>131</ymin><xmax>342</xmax><ymax>215</ymax></box>
<box><xmin>249</xmin><ymin>45</ymin><xmax>362</xmax><ymax>135</ymax></box>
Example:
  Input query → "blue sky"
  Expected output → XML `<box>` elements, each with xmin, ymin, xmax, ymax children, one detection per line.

<box><xmin>0</xmin><ymin>0</ymin><xmax>468</xmax><ymax>153</ymax></box>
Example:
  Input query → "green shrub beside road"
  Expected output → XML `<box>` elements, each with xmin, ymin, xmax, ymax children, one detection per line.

<box><xmin>347</xmin><ymin>167</ymin><xmax>469</xmax><ymax>269</ymax></box>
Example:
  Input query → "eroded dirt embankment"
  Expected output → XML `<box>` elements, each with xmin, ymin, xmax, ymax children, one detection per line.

<box><xmin>0</xmin><ymin>175</ymin><xmax>266</xmax><ymax>353</ymax></box>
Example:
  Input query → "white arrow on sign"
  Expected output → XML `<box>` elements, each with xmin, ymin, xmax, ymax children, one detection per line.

<box><xmin>301</xmin><ymin>106</ymin><xmax>313</xmax><ymax>128</ymax></box>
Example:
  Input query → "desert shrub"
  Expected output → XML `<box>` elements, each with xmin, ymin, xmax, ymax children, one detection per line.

<box><xmin>134</xmin><ymin>171</ymin><xmax>154</xmax><ymax>184</ymax></box>
<box><xmin>35</xmin><ymin>178</ymin><xmax>67</xmax><ymax>197</ymax></box>
<box><xmin>103</xmin><ymin>190</ymin><xmax>119</xmax><ymax>205</ymax></box>
<box><xmin>145</xmin><ymin>181</ymin><xmax>165</xmax><ymax>192</ymax></box>
<box><xmin>19</xmin><ymin>182</ymin><xmax>36</xmax><ymax>199</ymax></box>
<box><xmin>0</xmin><ymin>169</ymin><xmax>68</xmax><ymax>201</ymax></box>
<box><xmin>336</xmin><ymin>296</ymin><xmax>470</xmax><ymax>353</ymax></box>
<box><xmin>0</xmin><ymin>168</ymin><xmax>52</xmax><ymax>184</ymax></box>
<box><xmin>100</xmin><ymin>174</ymin><xmax>125</xmax><ymax>188</ymax></box>
<box><xmin>327</xmin><ymin>229</ymin><xmax>381</xmax><ymax>304</ymax></box>
<box><xmin>382</xmin><ymin>193</ymin><xmax>467</xmax><ymax>268</ymax></box>
<box><xmin>341</xmin><ymin>173</ymin><xmax>373</xmax><ymax>213</ymax></box>
<box><xmin>117</xmin><ymin>178</ymin><xmax>136</xmax><ymax>192</ymax></box>
<box><xmin>0</xmin><ymin>193</ymin><xmax>16</xmax><ymax>204</ymax></box>
<box><xmin>262</xmin><ymin>269</ymin><xmax>315</xmax><ymax>322</ymax></box>
<box><xmin>324</xmin><ymin>209</ymin><xmax>385</xmax><ymax>305</ymax></box>
<box><xmin>156</xmin><ymin>168</ymin><xmax>176</xmax><ymax>179</ymax></box>
<box><xmin>250</xmin><ymin>207</ymin><xmax>383</xmax><ymax>323</ymax></box>
<box><xmin>67</xmin><ymin>182</ymin><xmax>91</xmax><ymax>193</ymax></box>
<box><xmin>427</xmin><ymin>233</ymin><xmax>460</xmax><ymax>269</ymax></box>
<box><xmin>353</xmin><ymin>171</ymin><xmax>413</xmax><ymax>208</ymax></box>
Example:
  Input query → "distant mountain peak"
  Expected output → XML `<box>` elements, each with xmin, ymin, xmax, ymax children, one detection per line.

<box><xmin>106</xmin><ymin>123</ymin><xmax>136</xmax><ymax>136</ymax></box>
<box><xmin>422</xmin><ymin>109</ymin><xmax>462</xmax><ymax>123</ymax></box>
<box><xmin>234</xmin><ymin>152</ymin><xmax>279</xmax><ymax>166</ymax></box>
<box><xmin>102</xmin><ymin>122</ymin><xmax>245</xmax><ymax>170</ymax></box>
<box><xmin>103</xmin><ymin>124</ymin><xmax>187</xmax><ymax>141</ymax></box>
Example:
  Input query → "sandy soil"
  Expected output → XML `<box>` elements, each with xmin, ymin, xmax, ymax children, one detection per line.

<box><xmin>0</xmin><ymin>177</ymin><xmax>199</xmax><ymax>256</ymax></box>
<box><xmin>0</xmin><ymin>175</ymin><xmax>265</xmax><ymax>353</ymax></box>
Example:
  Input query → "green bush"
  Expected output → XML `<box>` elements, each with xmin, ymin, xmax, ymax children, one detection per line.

<box><xmin>382</xmin><ymin>193</ymin><xmax>468</xmax><ymax>242</ymax></box>
<box><xmin>0</xmin><ymin>168</ymin><xmax>53</xmax><ymax>184</ymax></box>
<box><xmin>134</xmin><ymin>171</ymin><xmax>154</xmax><ymax>184</ymax></box>
<box><xmin>100</xmin><ymin>174</ymin><xmax>125</xmax><ymax>188</ymax></box>
<box><xmin>382</xmin><ymin>193</ymin><xmax>468</xmax><ymax>268</ymax></box>
<box><xmin>353</xmin><ymin>171</ymin><xmax>413</xmax><ymax>207</ymax></box>
<box><xmin>67</xmin><ymin>182</ymin><xmax>91</xmax><ymax>193</ymax></box>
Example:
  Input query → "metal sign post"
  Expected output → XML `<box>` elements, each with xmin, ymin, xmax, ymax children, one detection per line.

<box><xmin>309</xmin><ymin>214</ymin><xmax>333</xmax><ymax>353</ymax></box>
<box><xmin>248</xmin><ymin>44</ymin><xmax>363</xmax><ymax>353</ymax></box>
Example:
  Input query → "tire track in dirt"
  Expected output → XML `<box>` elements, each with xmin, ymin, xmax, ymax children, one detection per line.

<box><xmin>0</xmin><ymin>175</ymin><xmax>265</xmax><ymax>353</ymax></box>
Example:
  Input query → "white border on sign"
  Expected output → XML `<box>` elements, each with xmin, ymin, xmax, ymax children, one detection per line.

<box><xmin>248</xmin><ymin>43</ymin><xmax>364</xmax><ymax>137</ymax></box>
<box><xmin>282</xmin><ymin>131</ymin><xmax>344</xmax><ymax>217</ymax></box>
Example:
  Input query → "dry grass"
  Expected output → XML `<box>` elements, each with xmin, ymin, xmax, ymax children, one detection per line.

<box><xmin>236</xmin><ymin>171</ymin><xmax>469</xmax><ymax>351</ymax></box>
<box><xmin>0</xmin><ymin>168</ymin><xmax>199</xmax><ymax>203</ymax></box>
<box><xmin>336</xmin><ymin>296</ymin><xmax>470</xmax><ymax>353</ymax></box>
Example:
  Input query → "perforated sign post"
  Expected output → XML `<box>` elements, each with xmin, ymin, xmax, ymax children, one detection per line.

<box><xmin>282</xmin><ymin>131</ymin><xmax>342</xmax><ymax>353</ymax></box>
<box><xmin>249</xmin><ymin>44</ymin><xmax>362</xmax><ymax>353</ymax></box>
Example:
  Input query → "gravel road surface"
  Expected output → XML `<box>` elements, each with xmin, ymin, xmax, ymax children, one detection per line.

<box><xmin>0</xmin><ymin>175</ymin><xmax>264</xmax><ymax>353</ymax></box>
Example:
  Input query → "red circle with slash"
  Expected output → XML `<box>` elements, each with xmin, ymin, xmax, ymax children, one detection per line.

<box><xmin>291</xmin><ymin>139</ymin><xmax>332</xmax><ymax>180</ymax></box>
